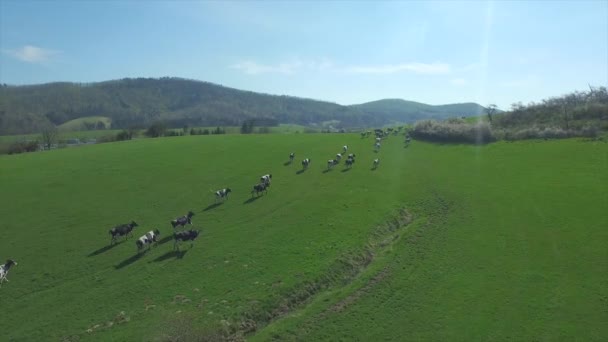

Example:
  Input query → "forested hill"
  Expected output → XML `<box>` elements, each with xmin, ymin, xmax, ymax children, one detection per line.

<box><xmin>0</xmin><ymin>78</ymin><xmax>486</xmax><ymax>134</ymax></box>
<box><xmin>351</xmin><ymin>99</ymin><xmax>487</xmax><ymax>123</ymax></box>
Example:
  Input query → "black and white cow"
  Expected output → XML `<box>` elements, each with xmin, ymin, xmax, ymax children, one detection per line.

<box><xmin>109</xmin><ymin>221</ymin><xmax>139</xmax><ymax>244</ymax></box>
<box><xmin>343</xmin><ymin>145</ymin><xmax>348</xmax><ymax>152</ymax></box>
<box><xmin>345</xmin><ymin>158</ymin><xmax>355</xmax><ymax>168</ymax></box>
<box><xmin>252</xmin><ymin>182</ymin><xmax>268</xmax><ymax>197</ymax></box>
<box><xmin>327</xmin><ymin>159</ymin><xmax>338</xmax><ymax>169</ymax></box>
<box><xmin>348</xmin><ymin>153</ymin><xmax>356</xmax><ymax>159</ymax></box>
<box><xmin>260</xmin><ymin>174</ymin><xmax>272</xmax><ymax>185</ymax></box>
<box><xmin>174</xmin><ymin>229</ymin><xmax>201</xmax><ymax>250</ymax></box>
<box><xmin>171</xmin><ymin>211</ymin><xmax>194</xmax><ymax>229</ymax></box>
<box><xmin>335</xmin><ymin>153</ymin><xmax>342</xmax><ymax>162</ymax></box>
<box><xmin>373</xmin><ymin>158</ymin><xmax>380</xmax><ymax>169</ymax></box>
<box><xmin>374</xmin><ymin>142</ymin><xmax>381</xmax><ymax>151</ymax></box>
<box><xmin>375</xmin><ymin>137</ymin><xmax>381</xmax><ymax>143</ymax></box>
<box><xmin>0</xmin><ymin>259</ymin><xmax>17</xmax><ymax>287</ymax></box>
<box><xmin>289</xmin><ymin>152</ymin><xmax>295</xmax><ymax>163</ymax></box>
<box><xmin>302</xmin><ymin>158</ymin><xmax>311</xmax><ymax>169</ymax></box>
<box><xmin>136</xmin><ymin>229</ymin><xmax>160</xmax><ymax>252</ymax></box>
<box><xmin>215</xmin><ymin>188</ymin><xmax>232</xmax><ymax>202</ymax></box>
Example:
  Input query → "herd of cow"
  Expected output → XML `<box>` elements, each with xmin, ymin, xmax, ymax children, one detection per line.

<box><xmin>108</xmin><ymin>210</ymin><xmax>201</xmax><ymax>253</ymax></box>
<box><xmin>0</xmin><ymin>128</ymin><xmax>411</xmax><ymax>287</ymax></box>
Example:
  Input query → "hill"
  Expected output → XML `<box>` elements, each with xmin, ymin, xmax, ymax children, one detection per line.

<box><xmin>0</xmin><ymin>78</ymin><xmax>484</xmax><ymax>134</ymax></box>
<box><xmin>0</xmin><ymin>134</ymin><xmax>606</xmax><ymax>341</ymax></box>
<box><xmin>351</xmin><ymin>99</ymin><xmax>487</xmax><ymax>122</ymax></box>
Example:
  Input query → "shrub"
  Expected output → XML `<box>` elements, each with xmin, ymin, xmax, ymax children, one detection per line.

<box><xmin>97</xmin><ymin>135</ymin><xmax>117</xmax><ymax>143</ymax></box>
<box><xmin>6</xmin><ymin>140</ymin><xmax>39</xmax><ymax>154</ymax></box>
<box><xmin>145</xmin><ymin>122</ymin><xmax>167</xmax><ymax>138</ymax></box>
<box><xmin>411</xmin><ymin>120</ymin><xmax>496</xmax><ymax>144</ymax></box>
<box><xmin>257</xmin><ymin>126</ymin><xmax>271</xmax><ymax>134</ymax></box>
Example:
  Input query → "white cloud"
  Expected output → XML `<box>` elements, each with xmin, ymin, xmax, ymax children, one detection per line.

<box><xmin>343</xmin><ymin>62</ymin><xmax>450</xmax><ymax>75</ymax></box>
<box><xmin>230</xmin><ymin>58</ymin><xmax>334</xmax><ymax>75</ymax></box>
<box><xmin>4</xmin><ymin>45</ymin><xmax>60</xmax><ymax>63</ymax></box>
<box><xmin>231</xmin><ymin>59</ymin><xmax>452</xmax><ymax>76</ymax></box>
<box><xmin>231</xmin><ymin>61</ymin><xmax>300</xmax><ymax>75</ymax></box>
<box><xmin>450</xmin><ymin>78</ymin><xmax>467</xmax><ymax>86</ymax></box>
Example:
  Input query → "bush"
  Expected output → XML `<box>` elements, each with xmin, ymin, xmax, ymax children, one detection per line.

<box><xmin>97</xmin><ymin>135</ymin><xmax>117</xmax><ymax>143</ymax></box>
<box><xmin>257</xmin><ymin>126</ymin><xmax>271</xmax><ymax>134</ymax></box>
<box><xmin>145</xmin><ymin>122</ymin><xmax>167</xmax><ymax>138</ymax></box>
<box><xmin>116</xmin><ymin>130</ymin><xmax>135</xmax><ymax>141</ymax></box>
<box><xmin>411</xmin><ymin>120</ymin><xmax>496</xmax><ymax>144</ymax></box>
<box><xmin>6</xmin><ymin>140</ymin><xmax>39</xmax><ymax>154</ymax></box>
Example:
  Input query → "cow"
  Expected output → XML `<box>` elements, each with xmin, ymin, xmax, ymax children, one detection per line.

<box><xmin>0</xmin><ymin>259</ymin><xmax>17</xmax><ymax>287</ymax></box>
<box><xmin>343</xmin><ymin>145</ymin><xmax>348</xmax><ymax>152</ymax></box>
<box><xmin>260</xmin><ymin>174</ymin><xmax>272</xmax><ymax>185</ymax></box>
<box><xmin>302</xmin><ymin>158</ymin><xmax>311</xmax><ymax>169</ymax></box>
<box><xmin>327</xmin><ymin>159</ymin><xmax>338</xmax><ymax>169</ymax></box>
<box><xmin>171</xmin><ymin>211</ymin><xmax>194</xmax><ymax>229</ymax></box>
<box><xmin>109</xmin><ymin>221</ymin><xmax>138</xmax><ymax>244</ymax></box>
<box><xmin>360</xmin><ymin>132</ymin><xmax>366</xmax><ymax>138</ymax></box>
<box><xmin>373</xmin><ymin>158</ymin><xmax>380</xmax><ymax>169</ymax></box>
<box><xmin>136</xmin><ymin>229</ymin><xmax>160</xmax><ymax>252</ymax></box>
<box><xmin>376</xmin><ymin>137</ymin><xmax>381</xmax><ymax>143</ymax></box>
<box><xmin>252</xmin><ymin>182</ymin><xmax>268</xmax><ymax>197</ymax></box>
<box><xmin>174</xmin><ymin>229</ymin><xmax>201</xmax><ymax>250</ymax></box>
<box><xmin>289</xmin><ymin>152</ymin><xmax>295</xmax><ymax>163</ymax></box>
<box><xmin>215</xmin><ymin>188</ymin><xmax>232</xmax><ymax>202</ymax></box>
<box><xmin>405</xmin><ymin>137</ymin><xmax>411</xmax><ymax>145</ymax></box>
<box><xmin>374</xmin><ymin>142</ymin><xmax>381</xmax><ymax>151</ymax></box>
<box><xmin>335</xmin><ymin>153</ymin><xmax>342</xmax><ymax>161</ymax></box>
<box><xmin>345</xmin><ymin>158</ymin><xmax>355</xmax><ymax>168</ymax></box>
<box><xmin>347</xmin><ymin>153</ymin><xmax>356</xmax><ymax>159</ymax></box>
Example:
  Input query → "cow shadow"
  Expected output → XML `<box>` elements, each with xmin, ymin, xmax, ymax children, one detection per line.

<box><xmin>157</xmin><ymin>235</ymin><xmax>174</xmax><ymax>245</ymax></box>
<box><xmin>114</xmin><ymin>252</ymin><xmax>146</xmax><ymax>269</ymax></box>
<box><xmin>322</xmin><ymin>169</ymin><xmax>332</xmax><ymax>174</ymax></box>
<box><xmin>341</xmin><ymin>168</ymin><xmax>352</xmax><ymax>173</ymax></box>
<box><xmin>203</xmin><ymin>202</ymin><xmax>223</xmax><ymax>211</ymax></box>
<box><xmin>152</xmin><ymin>250</ymin><xmax>188</xmax><ymax>262</ymax></box>
<box><xmin>370</xmin><ymin>167</ymin><xmax>378</xmax><ymax>171</ymax></box>
<box><xmin>244</xmin><ymin>196</ymin><xmax>263</xmax><ymax>204</ymax></box>
<box><xmin>88</xmin><ymin>241</ymin><xmax>123</xmax><ymax>257</ymax></box>
<box><xmin>283</xmin><ymin>161</ymin><xmax>292</xmax><ymax>166</ymax></box>
<box><xmin>296</xmin><ymin>169</ymin><xmax>307</xmax><ymax>175</ymax></box>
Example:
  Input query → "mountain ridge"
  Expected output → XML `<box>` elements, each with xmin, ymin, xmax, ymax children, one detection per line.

<box><xmin>0</xmin><ymin>77</ymin><xmax>488</xmax><ymax>134</ymax></box>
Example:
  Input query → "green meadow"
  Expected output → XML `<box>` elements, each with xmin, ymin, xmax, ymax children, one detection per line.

<box><xmin>0</xmin><ymin>133</ymin><xmax>606</xmax><ymax>341</ymax></box>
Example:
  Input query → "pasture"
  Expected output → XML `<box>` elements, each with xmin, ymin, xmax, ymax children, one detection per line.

<box><xmin>58</xmin><ymin>116</ymin><xmax>113</xmax><ymax>132</ymax></box>
<box><xmin>0</xmin><ymin>133</ymin><xmax>606</xmax><ymax>341</ymax></box>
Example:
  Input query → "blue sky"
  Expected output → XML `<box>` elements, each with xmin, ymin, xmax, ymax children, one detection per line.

<box><xmin>1</xmin><ymin>1</ymin><xmax>607</xmax><ymax>109</ymax></box>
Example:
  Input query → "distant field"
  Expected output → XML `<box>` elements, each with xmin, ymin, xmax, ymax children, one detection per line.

<box><xmin>0</xmin><ymin>134</ymin><xmax>606</xmax><ymax>341</ymax></box>
<box><xmin>58</xmin><ymin>116</ymin><xmax>112</xmax><ymax>131</ymax></box>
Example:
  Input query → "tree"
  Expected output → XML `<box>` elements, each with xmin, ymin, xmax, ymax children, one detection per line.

<box><xmin>41</xmin><ymin>125</ymin><xmax>58</xmax><ymax>150</ymax></box>
<box><xmin>145</xmin><ymin>121</ymin><xmax>167</xmax><ymax>138</ymax></box>
<box><xmin>240</xmin><ymin>119</ymin><xmax>255</xmax><ymax>134</ymax></box>
<box><xmin>486</xmin><ymin>104</ymin><xmax>497</xmax><ymax>123</ymax></box>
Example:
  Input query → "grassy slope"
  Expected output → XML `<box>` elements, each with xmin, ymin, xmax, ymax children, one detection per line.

<box><xmin>255</xmin><ymin>139</ymin><xmax>608</xmax><ymax>341</ymax></box>
<box><xmin>1</xmin><ymin>135</ymin><xmax>606</xmax><ymax>341</ymax></box>
<box><xmin>58</xmin><ymin>116</ymin><xmax>112</xmax><ymax>131</ymax></box>
<box><xmin>0</xmin><ymin>133</ymin><xmax>409</xmax><ymax>341</ymax></box>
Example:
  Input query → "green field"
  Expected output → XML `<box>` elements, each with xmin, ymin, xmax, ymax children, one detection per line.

<box><xmin>58</xmin><ymin>116</ymin><xmax>113</xmax><ymax>132</ymax></box>
<box><xmin>0</xmin><ymin>134</ymin><xmax>606</xmax><ymax>341</ymax></box>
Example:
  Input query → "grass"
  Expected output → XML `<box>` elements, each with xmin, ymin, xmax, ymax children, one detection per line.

<box><xmin>58</xmin><ymin>116</ymin><xmax>112</xmax><ymax>131</ymax></box>
<box><xmin>0</xmin><ymin>134</ymin><xmax>606</xmax><ymax>341</ymax></box>
<box><xmin>254</xmin><ymin>139</ymin><xmax>608</xmax><ymax>341</ymax></box>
